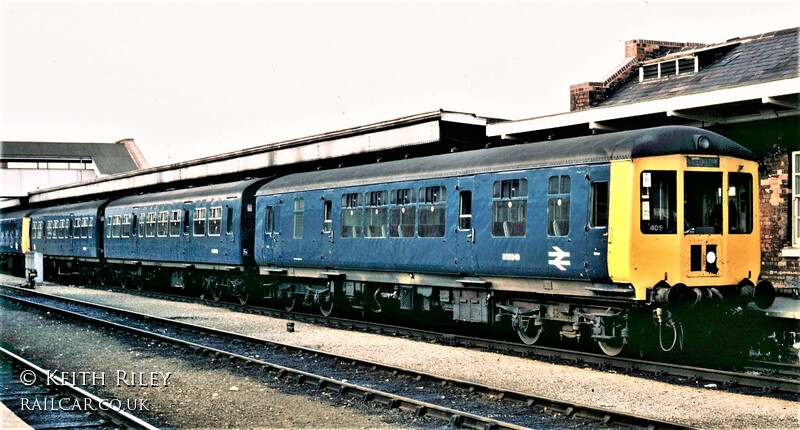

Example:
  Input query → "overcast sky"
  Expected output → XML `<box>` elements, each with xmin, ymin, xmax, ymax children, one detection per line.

<box><xmin>3</xmin><ymin>1</ymin><xmax>798</xmax><ymax>167</ymax></box>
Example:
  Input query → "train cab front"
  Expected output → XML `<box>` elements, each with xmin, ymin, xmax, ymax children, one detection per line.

<box><xmin>608</xmin><ymin>135</ymin><xmax>776</xmax><ymax>353</ymax></box>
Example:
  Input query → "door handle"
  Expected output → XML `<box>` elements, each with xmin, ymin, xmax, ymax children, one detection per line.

<box><xmin>467</xmin><ymin>228</ymin><xmax>476</xmax><ymax>243</ymax></box>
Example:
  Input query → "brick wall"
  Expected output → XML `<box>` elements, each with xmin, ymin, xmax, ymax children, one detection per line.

<box><xmin>624</xmin><ymin>39</ymin><xmax>704</xmax><ymax>61</ymax></box>
<box><xmin>569</xmin><ymin>82</ymin><xmax>606</xmax><ymax>112</ymax></box>
<box><xmin>759</xmin><ymin>146</ymin><xmax>800</xmax><ymax>287</ymax></box>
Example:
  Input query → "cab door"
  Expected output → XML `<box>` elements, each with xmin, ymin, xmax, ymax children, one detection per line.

<box><xmin>584</xmin><ymin>167</ymin><xmax>610</xmax><ymax>280</ymax></box>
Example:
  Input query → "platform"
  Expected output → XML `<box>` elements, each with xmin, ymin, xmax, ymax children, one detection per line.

<box><xmin>0</xmin><ymin>402</ymin><xmax>33</xmax><ymax>430</ymax></box>
<box><xmin>753</xmin><ymin>296</ymin><xmax>800</xmax><ymax>320</ymax></box>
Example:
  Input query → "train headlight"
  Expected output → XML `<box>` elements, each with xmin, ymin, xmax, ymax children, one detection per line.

<box><xmin>693</xmin><ymin>134</ymin><xmax>711</xmax><ymax>150</ymax></box>
<box><xmin>706</xmin><ymin>250</ymin><xmax>717</xmax><ymax>265</ymax></box>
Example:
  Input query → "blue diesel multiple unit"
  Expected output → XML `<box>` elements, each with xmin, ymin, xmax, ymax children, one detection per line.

<box><xmin>0</xmin><ymin>126</ymin><xmax>774</xmax><ymax>356</ymax></box>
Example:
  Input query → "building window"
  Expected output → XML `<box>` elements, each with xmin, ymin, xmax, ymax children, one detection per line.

<box><xmin>793</xmin><ymin>151</ymin><xmax>800</xmax><ymax>247</ymax></box>
<box><xmin>194</xmin><ymin>208</ymin><xmax>207</xmax><ymax>236</ymax></box>
<box><xmin>492</xmin><ymin>179</ymin><xmax>527</xmax><ymax>237</ymax></box>
<box><xmin>547</xmin><ymin>175</ymin><xmax>571</xmax><ymax>236</ymax></box>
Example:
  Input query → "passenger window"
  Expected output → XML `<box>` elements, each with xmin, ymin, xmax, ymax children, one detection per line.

<box><xmin>547</xmin><ymin>175</ymin><xmax>570</xmax><ymax>236</ymax></box>
<box><xmin>641</xmin><ymin>171</ymin><xmax>676</xmax><ymax>234</ymax></box>
<box><xmin>157</xmin><ymin>211</ymin><xmax>168</xmax><ymax>237</ymax></box>
<box><xmin>322</xmin><ymin>200</ymin><xmax>332</xmax><ymax>234</ymax></box>
<box><xmin>146</xmin><ymin>212</ymin><xmax>156</xmax><ymax>237</ymax></box>
<box><xmin>121</xmin><ymin>214</ymin><xmax>131</xmax><ymax>238</ymax></box>
<box><xmin>728</xmin><ymin>173</ymin><xmax>752</xmax><ymax>234</ymax></box>
<box><xmin>88</xmin><ymin>217</ymin><xmax>93</xmax><ymax>239</ymax></box>
<box><xmin>590</xmin><ymin>182</ymin><xmax>609</xmax><ymax>228</ymax></box>
<box><xmin>492</xmin><ymin>179</ymin><xmax>527</xmax><ymax>237</ymax></box>
<box><xmin>138</xmin><ymin>213</ymin><xmax>145</xmax><ymax>237</ymax></box>
<box><xmin>365</xmin><ymin>191</ymin><xmax>388</xmax><ymax>238</ymax></box>
<box><xmin>226</xmin><ymin>207</ymin><xmax>234</xmax><ymax>234</ymax></box>
<box><xmin>390</xmin><ymin>189</ymin><xmax>416</xmax><ymax>238</ymax></box>
<box><xmin>169</xmin><ymin>210</ymin><xmax>181</xmax><ymax>237</ymax></box>
<box><xmin>194</xmin><ymin>208</ymin><xmax>207</xmax><ymax>236</ymax></box>
<box><xmin>292</xmin><ymin>199</ymin><xmax>304</xmax><ymax>239</ymax></box>
<box><xmin>341</xmin><ymin>193</ymin><xmax>363</xmax><ymax>238</ymax></box>
<box><xmin>418</xmin><ymin>186</ymin><xmax>446</xmax><ymax>237</ymax></box>
<box><xmin>459</xmin><ymin>191</ymin><xmax>472</xmax><ymax>231</ymax></box>
<box><xmin>131</xmin><ymin>215</ymin><xmax>137</xmax><ymax>238</ymax></box>
<box><xmin>209</xmin><ymin>207</ymin><xmax>222</xmax><ymax>236</ymax></box>
<box><xmin>111</xmin><ymin>216</ymin><xmax>121</xmax><ymax>238</ymax></box>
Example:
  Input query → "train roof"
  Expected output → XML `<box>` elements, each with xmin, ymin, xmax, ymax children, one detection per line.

<box><xmin>0</xmin><ymin>208</ymin><xmax>34</xmax><ymax>220</ymax></box>
<box><xmin>29</xmin><ymin>200</ymin><xmax>107</xmax><ymax>217</ymax></box>
<box><xmin>107</xmin><ymin>178</ymin><xmax>268</xmax><ymax>209</ymax></box>
<box><xmin>257</xmin><ymin>126</ymin><xmax>754</xmax><ymax>195</ymax></box>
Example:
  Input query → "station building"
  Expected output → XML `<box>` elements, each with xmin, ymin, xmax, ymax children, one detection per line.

<box><xmin>0</xmin><ymin>139</ymin><xmax>148</xmax><ymax>205</ymax></box>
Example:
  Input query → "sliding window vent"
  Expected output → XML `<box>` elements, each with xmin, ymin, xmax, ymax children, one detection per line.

<box><xmin>639</xmin><ymin>56</ymin><xmax>699</xmax><ymax>82</ymax></box>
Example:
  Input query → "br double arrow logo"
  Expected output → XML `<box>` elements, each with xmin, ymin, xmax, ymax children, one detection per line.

<box><xmin>548</xmin><ymin>246</ymin><xmax>571</xmax><ymax>271</ymax></box>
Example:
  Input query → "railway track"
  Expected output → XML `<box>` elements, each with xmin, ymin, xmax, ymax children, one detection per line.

<box><xmin>0</xmin><ymin>345</ymin><xmax>158</xmax><ymax>430</ymax></box>
<box><xmin>19</xmin><ymin>280</ymin><xmax>798</xmax><ymax>397</ymax></box>
<box><xmin>0</xmin><ymin>284</ymin><xmax>698</xmax><ymax>430</ymax></box>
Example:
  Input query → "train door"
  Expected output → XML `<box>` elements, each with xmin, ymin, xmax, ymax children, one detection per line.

<box><xmin>584</xmin><ymin>168</ymin><xmax>610</xmax><ymax>280</ymax></box>
<box><xmin>261</xmin><ymin>202</ymin><xmax>279</xmax><ymax>264</ymax></box>
<box><xmin>454</xmin><ymin>177</ymin><xmax>478</xmax><ymax>275</ymax></box>
<box><xmin>319</xmin><ymin>191</ymin><xmax>336</xmax><ymax>265</ymax></box>
<box><xmin>181</xmin><ymin>204</ymin><xmax>192</xmax><ymax>261</ymax></box>
<box><xmin>544</xmin><ymin>173</ymin><xmax>577</xmax><ymax>277</ymax></box>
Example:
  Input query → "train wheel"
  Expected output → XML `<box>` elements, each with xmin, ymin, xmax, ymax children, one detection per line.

<box><xmin>516</xmin><ymin>325</ymin><xmax>543</xmax><ymax>345</ymax></box>
<box><xmin>319</xmin><ymin>290</ymin><xmax>334</xmax><ymax>317</ymax></box>
<box><xmin>598</xmin><ymin>338</ymin><xmax>626</xmax><ymax>356</ymax></box>
<box><xmin>283</xmin><ymin>295</ymin><xmax>297</xmax><ymax>312</ymax></box>
<box><xmin>237</xmin><ymin>291</ymin><xmax>249</xmax><ymax>306</ymax></box>
<box><xmin>210</xmin><ymin>283</ymin><xmax>224</xmax><ymax>301</ymax></box>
